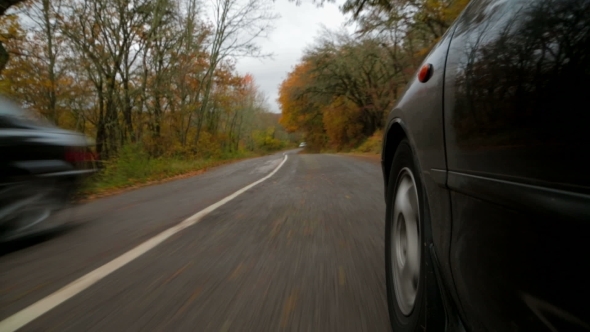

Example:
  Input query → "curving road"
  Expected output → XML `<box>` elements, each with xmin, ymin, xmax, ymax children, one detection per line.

<box><xmin>0</xmin><ymin>150</ymin><xmax>389</xmax><ymax>332</ymax></box>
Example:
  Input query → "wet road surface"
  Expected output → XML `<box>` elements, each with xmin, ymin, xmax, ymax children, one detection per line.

<box><xmin>0</xmin><ymin>150</ymin><xmax>389</xmax><ymax>331</ymax></box>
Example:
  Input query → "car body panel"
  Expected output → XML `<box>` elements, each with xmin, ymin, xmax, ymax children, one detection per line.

<box><xmin>0</xmin><ymin>97</ymin><xmax>96</xmax><ymax>240</ymax></box>
<box><xmin>382</xmin><ymin>24</ymin><xmax>459</xmax><ymax>316</ymax></box>
<box><xmin>444</xmin><ymin>0</ymin><xmax>590</xmax><ymax>192</ymax></box>
<box><xmin>1</xmin><ymin>127</ymin><xmax>93</xmax><ymax>177</ymax></box>
<box><xmin>443</xmin><ymin>0</ymin><xmax>590</xmax><ymax>330</ymax></box>
<box><xmin>448</xmin><ymin>188</ymin><xmax>590</xmax><ymax>331</ymax></box>
<box><xmin>0</xmin><ymin>101</ymin><xmax>93</xmax><ymax>176</ymax></box>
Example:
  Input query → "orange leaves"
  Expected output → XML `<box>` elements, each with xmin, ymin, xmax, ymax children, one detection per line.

<box><xmin>322</xmin><ymin>97</ymin><xmax>363</xmax><ymax>150</ymax></box>
<box><xmin>243</xmin><ymin>73</ymin><xmax>254</xmax><ymax>85</ymax></box>
<box><xmin>0</xmin><ymin>0</ymin><xmax>290</xmax><ymax>160</ymax></box>
<box><xmin>0</xmin><ymin>15</ymin><xmax>24</xmax><ymax>43</ymax></box>
<box><xmin>279</xmin><ymin>61</ymin><xmax>367</xmax><ymax>151</ymax></box>
<box><xmin>0</xmin><ymin>13</ymin><xmax>26</xmax><ymax>53</ymax></box>
<box><xmin>277</xmin><ymin>0</ymin><xmax>472</xmax><ymax>153</ymax></box>
<box><xmin>278</xmin><ymin>62</ymin><xmax>317</xmax><ymax>133</ymax></box>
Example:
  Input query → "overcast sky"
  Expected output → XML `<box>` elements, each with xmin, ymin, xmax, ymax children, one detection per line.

<box><xmin>234</xmin><ymin>0</ymin><xmax>351</xmax><ymax>114</ymax></box>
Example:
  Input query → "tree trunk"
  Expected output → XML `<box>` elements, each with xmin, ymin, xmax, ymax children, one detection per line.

<box><xmin>42</xmin><ymin>0</ymin><xmax>58</xmax><ymax>125</ymax></box>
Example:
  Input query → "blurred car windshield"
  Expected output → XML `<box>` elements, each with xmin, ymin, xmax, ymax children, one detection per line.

<box><xmin>0</xmin><ymin>96</ymin><xmax>52</xmax><ymax>126</ymax></box>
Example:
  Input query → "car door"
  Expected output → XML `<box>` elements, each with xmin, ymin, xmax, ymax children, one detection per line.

<box><xmin>443</xmin><ymin>0</ymin><xmax>590</xmax><ymax>330</ymax></box>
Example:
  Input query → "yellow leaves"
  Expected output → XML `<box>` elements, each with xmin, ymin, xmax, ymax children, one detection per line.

<box><xmin>416</xmin><ymin>46</ymin><xmax>433</xmax><ymax>58</ymax></box>
<box><xmin>322</xmin><ymin>97</ymin><xmax>363</xmax><ymax>150</ymax></box>
<box><xmin>253</xmin><ymin>128</ymin><xmax>285</xmax><ymax>152</ymax></box>
<box><xmin>196</xmin><ymin>131</ymin><xmax>224</xmax><ymax>159</ymax></box>
<box><xmin>0</xmin><ymin>79</ymin><xmax>11</xmax><ymax>95</ymax></box>
<box><xmin>443</xmin><ymin>0</ymin><xmax>471</xmax><ymax>21</ymax></box>
<box><xmin>0</xmin><ymin>14</ymin><xmax>25</xmax><ymax>44</ymax></box>
<box><xmin>276</xmin><ymin>0</ymin><xmax>472</xmax><ymax>152</ymax></box>
<box><xmin>0</xmin><ymin>0</ymin><xmax>288</xmax><ymax>161</ymax></box>
<box><xmin>279</xmin><ymin>58</ymin><xmax>365</xmax><ymax>151</ymax></box>
<box><xmin>421</xmin><ymin>0</ymin><xmax>471</xmax><ymax>28</ymax></box>
<box><xmin>278</xmin><ymin>61</ymin><xmax>318</xmax><ymax>133</ymax></box>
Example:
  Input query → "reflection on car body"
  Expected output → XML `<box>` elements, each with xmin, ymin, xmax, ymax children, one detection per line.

<box><xmin>381</xmin><ymin>0</ymin><xmax>590</xmax><ymax>331</ymax></box>
<box><xmin>0</xmin><ymin>96</ymin><xmax>96</xmax><ymax>241</ymax></box>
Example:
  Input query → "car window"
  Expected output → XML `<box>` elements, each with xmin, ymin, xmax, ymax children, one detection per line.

<box><xmin>445</xmin><ymin>0</ymin><xmax>590</xmax><ymax>155</ymax></box>
<box><xmin>0</xmin><ymin>96</ymin><xmax>52</xmax><ymax>126</ymax></box>
<box><xmin>0</xmin><ymin>96</ymin><xmax>26</xmax><ymax>116</ymax></box>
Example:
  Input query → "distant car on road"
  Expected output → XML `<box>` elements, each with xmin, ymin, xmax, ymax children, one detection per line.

<box><xmin>0</xmin><ymin>96</ymin><xmax>96</xmax><ymax>241</ymax></box>
<box><xmin>299</xmin><ymin>142</ymin><xmax>306</xmax><ymax>148</ymax></box>
<box><xmin>381</xmin><ymin>0</ymin><xmax>590</xmax><ymax>331</ymax></box>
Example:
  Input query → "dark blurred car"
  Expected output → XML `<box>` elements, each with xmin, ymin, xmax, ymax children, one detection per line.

<box><xmin>381</xmin><ymin>0</ymin><xmax>590</xmax><ymax>331</ymax></box>
<box><xmin>0</xmin><ymin>96</ymin><xmax>96</xmax><ymax>242</ymax></box>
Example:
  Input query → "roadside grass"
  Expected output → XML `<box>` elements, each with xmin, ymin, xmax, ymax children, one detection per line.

<box><xmin>79</xmin><ymin>146</ymin><xmax>283</xmax><ymax>199</ymax></box>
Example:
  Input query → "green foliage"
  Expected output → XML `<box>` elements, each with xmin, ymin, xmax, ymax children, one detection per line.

<box><xmin>253</xmin><ymin>127</ymin><xmax>286</xmax><ymax>152</ymax></box>
<box><xmin>354</xmin><ymin>130</ymin><xmax>383</xmax><ymax>154</ymax></box>
<box><xmin>82</xmin><ymin>143</ymin><xmax>265</xmax><ymax>195</ymax></box>
<box><xmin>96</xmin><ymin>144</ymin><xmax>153</xmax><ymax>186</ymax></box>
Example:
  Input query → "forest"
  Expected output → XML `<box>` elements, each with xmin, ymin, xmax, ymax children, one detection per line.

<box><xmin>278</xmin><ymin>0</ymin><xmax>470</xmax><ymax>152</ymax></box>
<box><xmin>0</xmin><ymin>0</ymin><xmax>471</xmax><ymax>192</ymax></box>
<box><xmin>0</xmin><ymin>0</ymin><xmax>293</xmax><ymax>193</ymax></box>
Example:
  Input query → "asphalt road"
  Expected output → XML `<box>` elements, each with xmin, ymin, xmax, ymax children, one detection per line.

<box><xmin>0</xmin><ymin>150</ymin><xmax>389</xmax><ymax>332</ymax></box>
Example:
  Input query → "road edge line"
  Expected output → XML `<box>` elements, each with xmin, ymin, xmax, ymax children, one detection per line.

<box><xmin>0</xmin><ymin>154</ymin><xmax>289</xmax><ymax>332</ymax></box>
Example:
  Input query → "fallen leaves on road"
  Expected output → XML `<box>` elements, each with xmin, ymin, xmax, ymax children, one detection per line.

<box><xmin>280</xmin><ymin>290</ymin><xmax>299</xmax><ymax>328</ymax></box>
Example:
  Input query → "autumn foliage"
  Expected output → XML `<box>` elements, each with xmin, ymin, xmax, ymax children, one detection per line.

<box><xmin>0</xmin><ymin>0</ymin><xmax>289</xmax><ymax>166</ymax></box>
<box><xmin>279</xmin><ymin>0</ymin><xmax>470</xmax><ymax>152</ymax></box>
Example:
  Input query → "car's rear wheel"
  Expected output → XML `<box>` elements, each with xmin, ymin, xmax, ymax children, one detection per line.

<box><xmin>385</xmin><ymin>139</ymin><xmax>444</xmax><ymax>331</ymax></box>
<box><xmin>0</xmin><ymin>179</ymin><xmax>69</xmax><ymax>241</ymax></box>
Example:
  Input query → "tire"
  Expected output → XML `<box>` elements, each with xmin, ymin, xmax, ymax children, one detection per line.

<box><xmin>385</xmin><ymin>139</ymin><xmax>444</xmax><ymax>331</ymax></box>
<box><xmin>0</xmin><ymin>178</ymin><xmax>69</xmax><ymax>241</ymax></box>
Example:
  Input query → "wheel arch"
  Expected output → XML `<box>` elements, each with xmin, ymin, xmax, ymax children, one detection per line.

<box><xmin>383</xmin><ymin>119</ymin><xmax>408</xmax><ymax>190</ymax></box>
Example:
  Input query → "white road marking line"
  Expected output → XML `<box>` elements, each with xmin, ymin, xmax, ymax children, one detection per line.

<box><xmin>0</xmin><ymin>154</ymin><xmax>289</xmax><ymax>332</ymax></box>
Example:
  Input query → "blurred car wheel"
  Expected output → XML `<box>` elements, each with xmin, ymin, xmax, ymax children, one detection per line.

<box><xmin>0</xmin><ymin>178</ymin><xmax>68</xmax><ymax>241</ymax></box>
<box><xmin>385</xmin><ymin>139</ymin><xmax>444</xmax><ymax>331</ymax></box>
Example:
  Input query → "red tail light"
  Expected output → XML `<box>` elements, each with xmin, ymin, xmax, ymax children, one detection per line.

<box><xmin>65</xmin><ymin>148</ymin><xmax>95</xmax><ymax>163</ymax></box>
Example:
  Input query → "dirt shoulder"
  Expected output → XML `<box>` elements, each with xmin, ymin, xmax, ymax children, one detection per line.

<box><xmin>338</xmin><ymin>152</ymin><xmax>381</xmax><ymax>164</ymax></box>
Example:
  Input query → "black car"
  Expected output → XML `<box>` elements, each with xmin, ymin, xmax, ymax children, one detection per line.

<box><xmin>381</xmin><ymin>0</ymin><xmax>590</xmax><ymax>331</ymax></box>
<box><xmin>0</xmin><ymin>96</ymin><xmax>96</xmax><ymax>241</ymax></box>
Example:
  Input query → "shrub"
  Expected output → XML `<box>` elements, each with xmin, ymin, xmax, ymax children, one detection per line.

<box><xmin>355</xmin><ymin>130</ymin><xmax>383</xmax><ymax>154</ymax></box>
